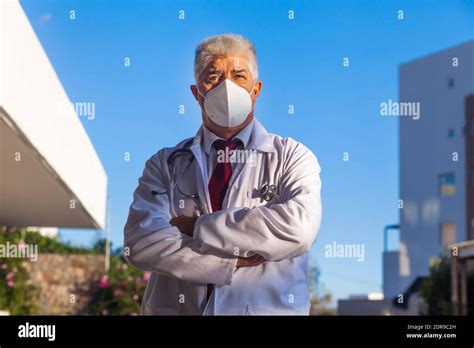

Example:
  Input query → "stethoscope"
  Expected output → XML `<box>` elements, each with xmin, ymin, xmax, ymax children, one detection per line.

<box><xmin>151</xmin><ymin>142</ymin><xmax>278</xmax><ymax>211</ymax></box>
<box><xmin>260</xmin><ymin>183</ymin><xmax>277</xmax><ymax>202</ymax></box>
<box><xmin>151</xmin><ymin>145</ymin><xmax>205</xmax><ymax>212</ymax></box>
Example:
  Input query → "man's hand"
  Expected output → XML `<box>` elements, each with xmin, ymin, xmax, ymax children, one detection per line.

<box><xmin>170</xmin><ymin>215</ymin><xmax>265</xmax><ymax>267</ymax></box>
<box><xmin>236</xmin><ymin>254</ymin><xmax>265</xmax><ymax>268</ymax></box>
<box><xmin>170</xmin><ymin>215</ymin><xmax>198</xmax><ymax>236</ymax></box>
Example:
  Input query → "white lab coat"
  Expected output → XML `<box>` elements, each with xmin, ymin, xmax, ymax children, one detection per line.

<box><xmin>124</xmin><ymin>118</ymin><xmax>322</xmax><ymax>315</ymax></box>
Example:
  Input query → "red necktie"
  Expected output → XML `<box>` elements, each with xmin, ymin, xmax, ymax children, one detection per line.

<box><xmin>208</xmin><ymin>139</ymin><xmax>242</xmax><ymax>212</ymax></box>
<box><xmin>206</xmin><ymin>139</ymin><xmax>241</xmax><ymax>302</ymax></box>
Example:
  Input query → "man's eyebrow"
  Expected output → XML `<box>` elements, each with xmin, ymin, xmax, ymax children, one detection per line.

<box><xmin>232</xmin><ymin>69</ymin><xmax>248</xmax><ymax>74</ymax></box>
<box><xmin>208</xmin><ymin>69</ymin><xmax>223</xmax><ymax>74</ymax></box>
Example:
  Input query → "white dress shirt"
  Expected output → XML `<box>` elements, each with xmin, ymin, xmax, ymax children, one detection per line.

<box><xmin>201</xmin><ymin>120</ymin><xmax>254</xmax><ymax>181</ymax></box>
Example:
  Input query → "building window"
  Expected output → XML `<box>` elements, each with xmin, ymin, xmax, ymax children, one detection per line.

<box><xmin>448</xmin><ymin>77</ymin><xmax>455</xmax><ymax>89</ymax></box>
<box><xmin>448</xmin><ymin>128</ymin><xmax>455</xmax><ymax>138</ymax></box>
<box><xmin>439</xmin><ymin>173</ymin><xmax>456</xmax><ymax>196</ymax></box>
<box><xmin>440</xmin><ymin>222</ymin><xmax>456</xmax><ymax>247</ymax></box>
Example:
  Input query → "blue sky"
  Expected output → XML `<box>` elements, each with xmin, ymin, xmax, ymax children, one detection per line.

<box><xmin>20</xmin><ymin>0</ymin><xmax>474</xmax><ymax>303</ymax></box>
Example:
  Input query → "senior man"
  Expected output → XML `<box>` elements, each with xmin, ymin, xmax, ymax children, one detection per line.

<box><xmin>124</xmin><ymin>33</ymin><xmax>322</xmax><ymax>315</ymax></box>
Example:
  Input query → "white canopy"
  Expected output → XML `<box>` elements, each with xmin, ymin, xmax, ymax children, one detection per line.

<box><xmin>0</xmin><ymin>0</ymin><xmax>107</xmax><ymax>229</ymax></box>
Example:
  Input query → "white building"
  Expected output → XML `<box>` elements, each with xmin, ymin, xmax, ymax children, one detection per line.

<box><xmin>339</xmin><ymin>41</ymin><xmax>474</xmax><ymax>315</ymax></box>
<box><xmin>338</xmin><ymin>293</ymin><xmax>422</xmax><ymax>316</ymax></box>
<box><xmin>383</xmin><ymin>40</ymin><xmax>474</xmax><ymax>299</ymax></box>
<box><xmin>0</xmin><ymin>0</ymin><xmax>108</xmax><ymax>230</ymax></box>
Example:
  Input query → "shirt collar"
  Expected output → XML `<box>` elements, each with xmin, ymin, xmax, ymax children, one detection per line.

<box><xmin>202</xmin><ymin>119</ymin><xmax>254</xmax><ymax>155</ymax></box>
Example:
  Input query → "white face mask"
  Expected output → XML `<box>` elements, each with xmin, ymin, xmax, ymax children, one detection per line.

<box><xmin>200</xmin><ymin>79</ymin><xmax>254</xmax><ymax>128</ymax></box>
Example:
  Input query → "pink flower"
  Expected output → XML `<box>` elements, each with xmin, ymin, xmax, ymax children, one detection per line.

<box><xmin>113</xmin><ymin>289</ymin><xmax>123</xmax><ymax>297</ymax></box>
<box><xmin>5</xmin><ymin>272</ymin><xmax>14</xmax><ymax>280</ymax></box>
<box><xmin>1</xmin><ymin>264</ymin><xmax>7</xmax><ymax>270</ymax></box>
<box><xmin>130</xmin><ymin>313</ymin><xmax>138</xmax><ymax>316</ymax></box>
<box><xmin>121</xmin><ymin>263</ymin><xmax>128</xmax><ymax>270</ymax></box>
<box><xmin>142</xmin><ymin>272</ymin><xmax>151</xmax><ymax>282</ymax></box>
<box><xmin>12</xmin><ymin>267</ymin><xmax>18</xmax><ymax>273</ymax></box>
<box><xmin>101</xmin><ymin>309</ymin><xmax>108</xmax><ymax>316</ymax></box>
<box><xmin>132</xmin><ymin>294</ymin><xmax>139</xmax><ymax>301</ymax></box>
<box><xmin>18</xmin><ymin>240</ymin><xmax>26</xmax><ymax>252</ymax></box>
<box><xmin>7</xmin><ymin>280</ymin><xmax>14</xmax><ymax>287</ymax></box>
<box><xmin>97</xmin><ymin>275</ymin><xmax>110</xmax><ymax>288</ymax></box>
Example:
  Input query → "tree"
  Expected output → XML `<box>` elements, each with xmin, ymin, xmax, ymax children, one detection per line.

<box><xmin>308</xmin><ymin>263</ymin><xmax>335</xmax><ymax>315</ymax></box>
<box><xmin>419</xmin><ymin>254</ymin><xmax>474</xmax><ymax>315</ymax></box>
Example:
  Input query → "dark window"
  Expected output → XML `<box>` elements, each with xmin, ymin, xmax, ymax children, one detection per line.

<box><xmin>448</xmin><ymin>78</ymin><xmax>455</xmax><ymax>88</ymax></box>
<box><xmin>448</xmin><ymin>128</ymin><xmax>455</xmax><ymax>138</ymax></box>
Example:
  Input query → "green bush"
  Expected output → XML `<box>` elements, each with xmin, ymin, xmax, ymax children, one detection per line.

<box><xmin>89</xmin><ymin>255</ymin><xmax>147</xmax><ymax>316</ymax></box>
<box><xmin>0</xmin><ymin>228</ymin><xmax>40</xmax><ymax>314</ymax></box>
<box><xmin>420</xmin><ymin>254</ymin><xmax>474</xmax><ymax>315</ymax></box>
<box><xmin>0</xmin><ymin>228</ymin><xmax>147</xmax><ymax>315</ymax></box>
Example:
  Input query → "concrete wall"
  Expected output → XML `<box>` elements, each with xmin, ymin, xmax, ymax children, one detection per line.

<box><xmin>22</xmin><ymin>254</ymin><xmax>105</xmax><ymax>314</ymax></box>
<box><xmin>383</xmin><ymin>251</ymin><xmax>400</xmax><ymax>297</ymax></box>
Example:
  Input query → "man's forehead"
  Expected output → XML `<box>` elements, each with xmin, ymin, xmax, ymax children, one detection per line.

<box><xmin>206</xmin><ymin>56</ymin><xmax>250</xmax><ymax>70</ymax></box>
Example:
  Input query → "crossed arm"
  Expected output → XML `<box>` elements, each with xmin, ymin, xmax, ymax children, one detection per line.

<box><xmin>124</xmin><ymin>143</ymin><xmax>321</xmax><ymax>285</ymax></box>
<box><xmin>169</xmin><ymin>216</ymin><xmax>265</xmax><ymax>267</ymax></box>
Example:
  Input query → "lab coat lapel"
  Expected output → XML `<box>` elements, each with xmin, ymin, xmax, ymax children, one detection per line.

<box><xmin>191</xmin><ymin>119</ymin><xmax>276</xmax><ymax>212</ymax></box>
<box><xmin>222</xmin><ymin>118</ymin><xmax>276</xmax><ymax>209</ymax></box>
<box><xmin>189</xmin><ymin>127</ymin><xmax>212</xmax><ymax>214</ymax></box>
<box><xmin>246</xmin><ymin>118</ymin><xmax>277</xmax><ymax>154</ymax></box>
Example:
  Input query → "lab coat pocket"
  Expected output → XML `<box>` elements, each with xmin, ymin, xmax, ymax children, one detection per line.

<box><xmin>245</xmin><ymin>305</ymin><xmax>277</xmax><ymax>316</ymax></box>
<box><xmin>245</xmin><ymin>304</ymin><xmax>308</xmax><ymax>316</ymax></box>
<box><xmin>143</xmin><ymin>304</ymin><xmax>178</xmax><ymax>316</ymax></box>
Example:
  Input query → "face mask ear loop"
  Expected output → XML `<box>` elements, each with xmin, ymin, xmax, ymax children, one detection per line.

<box><xmin>196</xmin><ymin>86</ymin><xmax>210</xmax><ymax>117</ymax></box>
<box><xmin>196</xmin><ymin>86</ymin><xmax>206</xmax><ymax>99</ymax></box>
<box><xmin>248</xmin><ymin>84</ymin><xmax>257</xmax><ymax>115</ymax></box>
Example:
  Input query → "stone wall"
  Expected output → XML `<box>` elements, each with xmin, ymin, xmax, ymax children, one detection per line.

<box><xmin>22</xmin><ymin>253</ymin><xmax>105</xmax><ymax>314</ymax></box>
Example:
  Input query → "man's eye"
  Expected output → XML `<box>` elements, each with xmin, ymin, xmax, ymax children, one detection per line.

<box><xmin>235</xmin><ymin>75</ymin><xmax>246</xmax><ymax>79</ymax></box>
<box><xmin>207</xmin><ymin>76</ymin><xmax>219</xmax><ymax>82</ymax></box>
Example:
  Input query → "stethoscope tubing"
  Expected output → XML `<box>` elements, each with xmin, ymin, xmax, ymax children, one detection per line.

<box><xmin>151</xmin><ymin>144</ymin><xmax>277</xmax><ymax>203</ymax></box>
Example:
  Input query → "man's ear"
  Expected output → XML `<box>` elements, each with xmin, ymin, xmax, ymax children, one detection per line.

<box><xmin>190</xmin><ymin>85</ymin><xmax>199</xmax><ymax>102</ymax></box>
<box><xmin>253</xmin><ymin>81</ymin><xmax>263</xmax><ymax>98</ymax></box>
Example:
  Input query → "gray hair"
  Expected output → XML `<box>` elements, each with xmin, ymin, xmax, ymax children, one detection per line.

<box><xmin>194</xmin><ymin>34</ymin><xmax>258</xmax><ymax>83</ymax></box>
